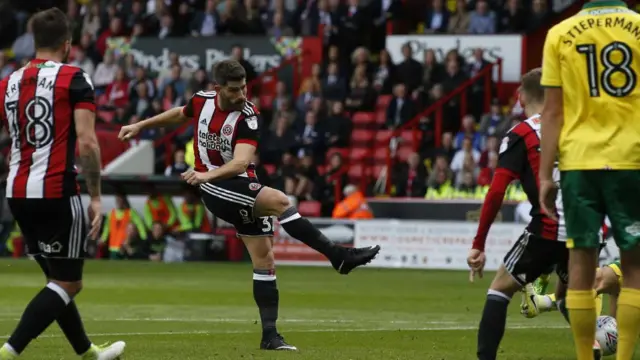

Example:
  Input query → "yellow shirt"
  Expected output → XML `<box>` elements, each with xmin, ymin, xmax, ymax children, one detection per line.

<box><xmin>541</xmin><ymin>1</ymin><xmax>640</xmax><ymax>170</ymax></box>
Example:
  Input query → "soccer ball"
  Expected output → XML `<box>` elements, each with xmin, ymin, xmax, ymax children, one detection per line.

<box><xmin>596</xmin><ymin>315</ymin><xmax>618</xmax><ymax>356</ymax></box>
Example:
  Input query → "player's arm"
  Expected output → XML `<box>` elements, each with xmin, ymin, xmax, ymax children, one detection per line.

<box><xmin>472</xmin><ymin>133</ymin><xmax>523</xmax><ymax>251</ymax></box>
<box><xmin>71</xmin><ymin>70</ymin><xmax>101</xmax><ymax>199</ymax></box>
<box><xmin>539</xmin><ymin>29</ymin><xmax>563</xmax><ymax>183</ymax></box>
<box><xmin>135</xmin><ymin>104</ymin><xmax>191</xmax><ymax>129</ymax></box>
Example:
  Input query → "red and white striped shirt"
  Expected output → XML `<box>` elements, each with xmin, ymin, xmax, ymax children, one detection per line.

<box><xmin>182</xmin><ymin>91</ymin><xmax>259</xmax><ymax>178</ymax></box>
<box><xmin>0</xmin><ymin>59</ymin><xmax>95</xmax><ymax>198</ymax></box>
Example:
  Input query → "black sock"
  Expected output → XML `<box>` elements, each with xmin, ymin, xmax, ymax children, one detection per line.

<box><xmin>8</xmin><ymin>283</ymin><xmax>71</xmax><ymax>354</ymax></box>
<box><xmin>477</xmin><ymin>290</ymin><xmax>511</xmax><ymax>360</ymax></box>
<box><xmin>278</xmin><ymin>207</ymin><xmax>341</xmax><ymax>259</ymax></box>
<box><xmin>57</xmin><ymin>301</ymin><xmax>91</xmax><ymax>355</ymax></box>
<box><xmin>253</xmin><ymin>269</ymin><xmax>279</xmax><ymax>339</ymax></box>
<box><xmin>557</xmin><ymin>298</ymin><xmax>570</xmax><ymax>324</ymax></box>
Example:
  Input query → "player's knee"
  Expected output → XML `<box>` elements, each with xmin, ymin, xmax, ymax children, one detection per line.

<box><xmin>256</xmin><ymin>187</ymin><xmax>291</xmax><ymax>217</ymax></box>
<box><xmin>248</xmin><ymin>245</ymin><xmax>275</xmax><ymax>269</ymax></box>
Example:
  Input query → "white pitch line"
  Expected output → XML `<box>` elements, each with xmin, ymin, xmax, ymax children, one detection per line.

<box><xmin>0</xmin><ymin>317</ymin><xmax>460</xmax><ymax>325</ymax></box>
<box><xmin>0</xmin><ymin>324</ymin><xmax>570</xmax><ymax>339</ymax></box>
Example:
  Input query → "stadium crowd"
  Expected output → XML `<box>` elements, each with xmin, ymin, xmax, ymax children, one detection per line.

<box><xmin>0</xmin><ymin>0</ymin><xmax>583</xmax><ymax>257</ymax></box>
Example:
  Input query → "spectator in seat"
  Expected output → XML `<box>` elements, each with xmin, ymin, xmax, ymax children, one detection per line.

<box><xmin>273</xmin><ymin>81</ymin><xmax>291</xmax><ymax>113</ymax></box>
<box><xmin>125</xmin><ymin>1</ymin><xmax>146</xmax><ymax>31</ymax></box>
<box><xmin>112</xmin><ymin>107</ymin><xmax>128</xmax><ymax>125</ymax></box>
<box><xmin>413</xmin><ymin>49</ymin><xmax>444</xmax><ymax>107</ymax></box>
<box><xmin>455</xmin><ymin>115</ymin><xmax>483</xmax><ymax>150</ymax></box>
<box><xmin>264</xmin><ymin>0</ymin><xmax>292</xmax><ymax>28</ymax></box>
<box><xmin>105</xmin><ymin>67</ymin><xmax>130</xmax><ymax>110</ymax></box>
<box><xmin>468</xmin><ymin>0</ymin><xmax>496</xmax><ymax>34</ymax></box>
<box><xmin>318</xmin><ymin>152</ymin><xmax>349</xmax><ymax>216</ymax></box>
<box><xmin>322</xmin><ymin>62</ymin><xmax>348</xmax><ymax>102</ymax></box>
<box><xmin>293</xmin><ymin>154</ymin><xmax>319</xmax><ymax>200</ymax></box>
<box><xmin>351</xmin><ymin>47</ymin><xmax>373</xmax><ymax>80</ymax></box>
<box><xmin>455</xmin><ymin>170</ymin><xmax>477</xmax><ymax>198</ymax></box>
<box><xmin>424</xmin><ymin>0</ymin><xmax>450</xmax><ymax>34</ymax></box>
<box><xmin>0</xmin><ymin>52</ymin><xmax>15</xmax><ymax>80</ymax></box>
<box><xmin>395</xmin><ymin>43</ymin><xmax>423</xmax><ymax>93</ymax></box>
<box><xmin>253</xmin><ymin>154</ymin><xmax>271</xmax><ymax>187</ymax></box>
<box><xmin>325</xmin><ymin>101</ymin><xmax>352</xmax><ymax>148</ymax></box>
<box><xmin>426</xmin><ymin>170</ymin><xmax>454</xmax><ymax>199</ymax></box>
<box><xmin>455</xmin><ymin>154</ymin><xmax>479</xmax><ymax>187</ymax></box>
<box><xmin>82</xmin><ymin>2</ymin><xmax>101</xmax><ymax>39</ymax></box>
<box><xmin>448</xmin><ymin>0</ymin><xmax>471</xmax><ymax>34</ymax></box>
<box><xmin>345</xmin><ymin>64</ymin><xmax>376</xmax><ymax>112</ymax></box>
<box><xmin>165</xmin><ymin>148</ymin><xmax>189</xmax><ymax>177</ymax></box>
<box><xmin>441</xmin><ymin>59</ymin><xmax>469</xmax><ymax>132</ymax></box>
<box><xmin>189</xmin><ymin>68</ymin><xmax>209</xmax><ymax>93</ymax></box>
<box><xmin>528</xmin><ymin>0</ymin><xmax>549</xmax><ymax>32</ymax></box>
<box><xmin>385</xmin><ymin>84</ymin><xmax>416</xmax><ymax>130</ymax></box>
<box><xmin>323</xmin><ymin>45</ymin><xmax>348</xmax><ymax>79</ymax></box>
<box><xmin>332</xmin><ymin>184</ymin><xmax>373</xmax><ymax>219</ymax></box>
<box><xmin>119</xmin><ymin>223</ymin><xmax>148</xmax><ymax>260</ymax></box>
<box><xmin>177</xmin><ymin>187</ymin><xmax>212</xmax><ymax>233</ymax></box>
<box><xmin>296</xmin><ymin>77</ymin><xmax>321</xmax><ymax>114</ymax></box>
<box><xmin>299</xmin><ymin>63</ymin><xmax>323</xmax><ymax>100</ymax></box>
<box><xmin>129</xmin><ymin>82</ymin><xmax>152</xmax><ymax>120</ymax></box>
<box><xmin>93</xmin><ymin>51</ymin><xmax>118</xmax><ymax>91</ymax></box>
<box><xmin>451</xmin><ymin>136</ymin><xmax>480</xmax><ymax>178</ymax></box>
<box><xmin>477</xmin><ymin>151</ymin><xmax>497</xmax><ymax>187</ymax></box>
<box><xmin>393</xmin><ymin>152</ymin><xmax>428</xmax><ymax>197</ymax></box>
<box><xmin>340</xmin><ymin>0</ymin><xmax>367</xmax><ymax>59</ymax></box>
<box><xmin>70</xmin><ymin>48</ymin><xmax>95</xmax><ymax>78</ymax></box>
<box><xmin>101</xmin><ymin>193</ymin><xmax>147</xmax><ymax>259</ymax></box>
<box><xmin>479</xmin><ymin>101</ymin><xmax>509</xmax><ymax>137</ymax></box>
<box><xmin>158</xmin><ymin>64</ymin><xmax>186</xmax><ymax>100</ymax></box>
<box><xmin>236</xmin><ymin>0</ymin><xmax>266</xmax><ymax>34</ymax></box>
<box><xmin>268</xmin><ymin>10</ymin><xmax>294</xmax><ymax>37</ymax></box>
<box><xmin>263</xmin><ymin>115</ymin><xmax>296</xmax><ymax>164</ymax></box>
<box><xmin>129</xmin><ymin>66</ymin><xmax>157</xmax><ymax>100</ymax></box>
<box><xmin>146</xmin><ymin>222</ymin><xmax>168</xmax><ymax>262</ymax></box>
<box><xmin>231</xmin><ymin>45</ymin><xmax>258</xmax><ymax>83</ymax></box>
<box><xmin>273</xmin><ymin>99</ymin><xmax>296</xmax><ymax>131</ymax></box>
<box><xmin>11</xmin><ymin>21</ymin><xmax>34</xmax><ymax>61</ymax></box>
<box><xmin>499</xmin><ymin>0</ymin><xmax>526</xmax><ymax>33</ymax></box>
<box><xmin>97</xmin><ymin>17</ymin><xmax>125</xmax><ymax>57</ymax></box>
<box><xmin>173</xmin><ymin>2</ymin><xmax>193</xmax><ymax>36</ymax></box>
<box><xmin>467</xmin><ymin>48</ymin><xmax>491</xmax><ymax>120</ymax></box>
<box><xmin>161</xmin><ymin>85</ymin><xmax>178</xmax><ymax>110</ymax></box>
<box><xmin>191</xmin><ymin>0</ymin><xmax>223</xmax><ymax>36</ymax></box>
<box><xmin>479</xmin><ymin>135</ymin><xmax>498</xmax><ymax>168</ymax></box>
<box><xmin>157</xmin><ymin>13</ymin><xmax>179</xmax><ymax>39</ymax></box>
<box><xmin>428</xmin><ymin>153</ymin><xmax>454</xmax><ymax>185</ymax></box>
<box><xmin>295</xmin><ymin>111</ymin><xmax>324</xmax><ymax>158</ymax></box>
<box><xmin>372</xmin><ymin>49</ymin><xmax>396</xmax><ymax>95</ymax></box>
<box><xmin>144</xmin><ymin>187</ymin><xmax>178</xmax><ymax>231</ymax></box>
<box><xmin>433</xmin><ymin>132</ymin><xmax>456</xmax><ymax>163</ymax></box>
<box><xmin>271</xmin><ymin>152</ymin><xmax>298</xmax><ymax>194</ymax></box>
<box><xmin>140</xmin><ymin>100</ymin><xmax>165</xmax><ymax>139</ymax></box>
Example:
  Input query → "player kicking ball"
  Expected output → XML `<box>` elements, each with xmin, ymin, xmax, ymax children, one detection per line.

<box><xmin>118</xmin><ymin>60</ymin><xmax>380</xmax><ymax>351</ymax></box>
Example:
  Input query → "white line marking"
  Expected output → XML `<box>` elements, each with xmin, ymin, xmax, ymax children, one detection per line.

<box><xmin>0</xmin><ymin>317</ymin><xmax>461</xmax><ymax>325</ymax></box>
<box><xmin>0</xmin><ymin>324</ymin><xmax>569</xmax><ymax>339</ymax></box>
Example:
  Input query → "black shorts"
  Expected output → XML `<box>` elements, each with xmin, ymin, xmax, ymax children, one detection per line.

<box><xmin>503</xmin><ymin>230</ymin><xmax>569</xmax><ymax>286</ymax></box>
<box><xmin>8</xmin><ymin>196</ymin><xmax>87</xmax><ymax>282</ymax></box>
<box><xmin>199</xmin><ymin>177</ymin><xmax>274</xmax><ymax>237</ymax></box>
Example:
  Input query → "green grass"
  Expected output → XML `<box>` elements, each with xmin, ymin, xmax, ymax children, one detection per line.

<box><xmin>0</xmin><ymin>259</ymin><xmax>627</xmax><ymax>359</ymax></box>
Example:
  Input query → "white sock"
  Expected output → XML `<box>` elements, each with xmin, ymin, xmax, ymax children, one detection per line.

<box><xmin>2</xmin><ymin>343</ymin><xmax>18</xmax><ymax>356</ymax></box>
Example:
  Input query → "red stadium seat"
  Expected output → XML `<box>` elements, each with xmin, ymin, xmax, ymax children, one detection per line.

<box><xmin>371</xmin><ymin>165</ymin><xmax>385</xmax><ymax>178</ymax></box>
<box><xmin>352</xmin><ymin>112</ymin><xmax>375</xmax><ymax>127</ymax></box>
<box><xmin>400</xmin><ymin>130</ymin><xmax>422</xmax><ymax>146</ymax></box>
<box><xmin>316</xmin><ymin>164</ymin><xmax>326</xmax><ymax>175</ymax></box>
<box><xmin>349</xmin><ymin>147</ymin><xmax>369</xmax><ymax>163</ymax></box>
<box><xmin>263</xmin><ymin>164</ymin><xmax>276</xmax><ymax>176</ymax></box>
<box><xmin>96</xmin><ymin>94</ymin><xmax>109</xmax><ymax>107</ymax></box>
<box><xmin>97</xmin><ymin>110</ymin><xmax>114</xmax><ymax>123</ymax></box>
<box><xmin>348</xmin><ymin>163</ymin><xmax>367</xmax><ymax>181</ymax></box>
<box><xmin>260</xmin><ymin>95</ymin><xmax>274</xmax><ymax>110</ymax></box>
<box><xmin>350</xmin><ymin>129</ymin><xmax>374</xmax><ymax>144</ymax></box>
<box><xmin>374</xmin><ymin>147</ymin><xmax>390</xmax><ymax>163</ymax></box>
<box><xmin>327</xmin><ymin>147</ymin><xmax>349</xmax><ymax>160</ymax></box>
<box><xmin>376</xmin><ymin>95</ymin><xmax>392</xmax><ymax>110</ymax></box>
<box><xmin>375</xmin><ymin>130</ymin><xmax>393</xmax><ymax>145</ymax></box>
<box><xmin>298</xmin><ymin>201</ymin><xmax>322</xmax><ymax>217</ymax></box>
<box><xmin>375</xmin><ymin>111</ymin><xmax>386</xmax><ymax>126</ymax></box>
<box><xmin>397</xmin><ymin>146</ymin><xmax>414</xmax><ymax>162</ymax></box>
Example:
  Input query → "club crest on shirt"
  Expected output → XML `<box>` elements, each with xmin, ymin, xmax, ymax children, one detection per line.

<box><xmin>249</xmin><ymin>183</ymin><xmax>262</xmax><ymax>191</ymax></box>
<box><xmin>222</xmin><ymin>124</ymin><xmax>234</xmax><ymax>136</ymax></box>
<box><xmin>246</xmin><ymin>116</ymin><xmax>258</xmax><ymax>130</ymax></box>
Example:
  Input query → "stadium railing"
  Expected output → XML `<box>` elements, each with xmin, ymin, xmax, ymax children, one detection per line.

<box><xmin>155</xmin><ymin>53</ymin><xmax>306</xmax><ymax>168</ymax></box>
<box><xmin>381</xmin><ymin>59</ymin><xmax>503</xmax><ymax>193</ymax></box>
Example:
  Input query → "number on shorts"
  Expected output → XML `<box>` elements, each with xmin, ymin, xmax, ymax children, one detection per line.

<box><xmin>261</xmin><ymin>217</ymin><xmax>272</xmax><ymax>232</ymax></box>
<box><xmin>577</xmin><ymin>42</ymin><xmax>637</xmax><ymax>98</ymax></box>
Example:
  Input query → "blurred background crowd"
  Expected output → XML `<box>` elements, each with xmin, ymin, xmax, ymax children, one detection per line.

<box><xmin>0</xmin><ymin>0</ymin><xmax>596</xmax><ymax>256</ymax></box>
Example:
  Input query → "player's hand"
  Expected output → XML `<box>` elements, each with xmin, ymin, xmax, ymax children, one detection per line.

<box><xmin>467</xmin><ymin>249</ymin><xmax>486</xmax><ymax>283</ymax></box>
<box><xmin>539</xmin><ymin>179</ymin><xmax>559</xmax><ymax>221</ymax></box>
<box><xmin>181</xmin><ymin>169</ymin><xmax>209</xmax><ymax>185</ymax></box>
<box><xmin>118</xmin><ymin>124</ymin><xmax>141</xmax><ymax>141</ymax></box>
<box><xmin>88</xmin><ymin>197</ymin><xmax>102</xmax><ymax>240</ymax></box>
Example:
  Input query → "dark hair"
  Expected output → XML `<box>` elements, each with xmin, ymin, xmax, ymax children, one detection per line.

<box><xmin>521</xmin><ymin>67</ymin><xmax>544</xmax><ymax>103</ymax></box>
<box><xmin>213</xmin><ymin>60</ymin><xmax>246</xmax><ymax>86</ymax></box>
<box><xmin>30</xmin><ymin>8</ymin><xmax>71</xmax><ymax>50</ymax></box>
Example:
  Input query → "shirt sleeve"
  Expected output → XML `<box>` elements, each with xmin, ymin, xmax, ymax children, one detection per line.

<box><xmin>182</xmin><ymin>94</ymin><xmax>195</xmax><ymax>118</ymax></box>
<box><xmin>497</xmin><ymin>131</ymin><xmax>525</xmax><ymax>175</ymax></box>
<box><xmin>541</xmin><ymin>28</ymin><xmax>562</xmax><ymax>87</ymax></box>
<box><xmin>236</xmin><ymin>113</ymin><xmax>261</xmax><ymax>147</ymax></box>
<box><xmin>69</xmin><ymin>70</ymin><xmax>96</xmax><ymax>112</ymax></box>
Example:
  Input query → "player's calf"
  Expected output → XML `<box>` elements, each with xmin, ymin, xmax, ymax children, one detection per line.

<box><xmin>254</xmin><ymin>187</ymin><xmax>380</xmax><ymax>274</ymax></box>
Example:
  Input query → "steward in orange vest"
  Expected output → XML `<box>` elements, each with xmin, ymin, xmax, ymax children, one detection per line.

<box><xmin>177</xmin><ymin>188</ymin><xmax>211</xmax><ymax>233</ymax></box>
<box><xmin>332</xmin><ymin>185</ymin><xmax>374</xmax><ymax>219</ymax></box>
<box><xmin>100</xmin><ymin>193</ymin><xmax>147</xmax><ymax>255</ymax></box>
<box><xmin>143</xmin><ymin>187</ymin><xmax>177</xmax><ymax>230</ymax></box>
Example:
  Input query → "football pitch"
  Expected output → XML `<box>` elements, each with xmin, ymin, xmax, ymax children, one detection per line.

<box><xmin>0</xmin><ymin>259</ymin><xmax>603</xmax><ymax>359</ymax></box>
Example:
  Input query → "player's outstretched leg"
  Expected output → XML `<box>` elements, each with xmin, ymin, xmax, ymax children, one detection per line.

<box><xmin>0</xmin><ymin>258</ymin><xmax>125</xmax><ymax>360</ymax></box>
<box><xmin>254</xmin><ymin>187</ymin><xmax>380</xmax><ymax>274</ymax></box>
<box><xmin>242</xmin><ymin>236</ymin><xmax>297</xmax><ymax>351</ymax></box>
